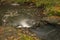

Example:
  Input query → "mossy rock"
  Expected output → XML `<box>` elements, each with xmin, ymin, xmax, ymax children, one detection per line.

<box><xmin>42</xmin><ymin>16</ymin><xmax>60</xmax><ymax>25</ymax></box>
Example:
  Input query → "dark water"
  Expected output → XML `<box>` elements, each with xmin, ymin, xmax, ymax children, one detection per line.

<box><xmin>30</xmin><ymin>23</ymin><xmax>60</xmax><ymax>40</ymax></box>
<box><xmin>0</xmin><ymin>5</ymin><xmax>60</xmax><ymax>40</ymax></box>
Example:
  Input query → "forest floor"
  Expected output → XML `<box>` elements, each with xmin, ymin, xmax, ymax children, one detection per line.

<box><xmin>0</xmin><ymin>26</ymin><xmax>40</xmax><ymax>40</ymax></box>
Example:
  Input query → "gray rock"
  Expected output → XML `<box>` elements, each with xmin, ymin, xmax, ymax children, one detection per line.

<box><xmin>42</xmin><ymin>16</ymin><xmax>60</xmax><ymax>25</ymax></box>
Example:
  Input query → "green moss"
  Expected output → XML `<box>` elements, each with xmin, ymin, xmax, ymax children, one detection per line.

<box><xmin>19</xmin><ymin>33</ymin><xmax>40</xmax><ymax>40</ymax></box>
<box><xmin>47</xmin><ymin>10</ymin><xmax>60</xmax><ymax>16</ymax></box>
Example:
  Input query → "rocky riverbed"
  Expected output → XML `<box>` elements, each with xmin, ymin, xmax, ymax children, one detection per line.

<box><xmin>0</xmin><ymin>3</ymin><xmax>60</xmax><ymax>40</ymax></box>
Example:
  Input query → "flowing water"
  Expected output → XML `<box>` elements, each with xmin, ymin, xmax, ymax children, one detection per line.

<box><xmin>0</xmin><ymin>4</ymin><xmax>60</xmax><ymax>40</ymax></box>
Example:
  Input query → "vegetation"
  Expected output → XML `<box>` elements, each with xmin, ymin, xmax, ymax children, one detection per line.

<box><xmin>1</xmin><ymin>0</ymin><xmax>60</xmax><ymax>16</ymax></box>
<box><xmin>0</xmin><ymin>0</ymin><xmax>60</xmax><ymax>6</ymax></box>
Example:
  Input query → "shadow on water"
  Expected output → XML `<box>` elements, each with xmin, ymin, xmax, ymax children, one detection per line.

<box><xmin>30</xmin><ymin>22</ymin><xmax>60</xmax><ymax>40</ymax></box>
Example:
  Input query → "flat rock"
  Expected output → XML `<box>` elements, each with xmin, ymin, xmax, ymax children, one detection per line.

<box><xmin>42</xmin><ymin>16</ymin><xmax>60</xmax><ymax>25</ymax></box>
